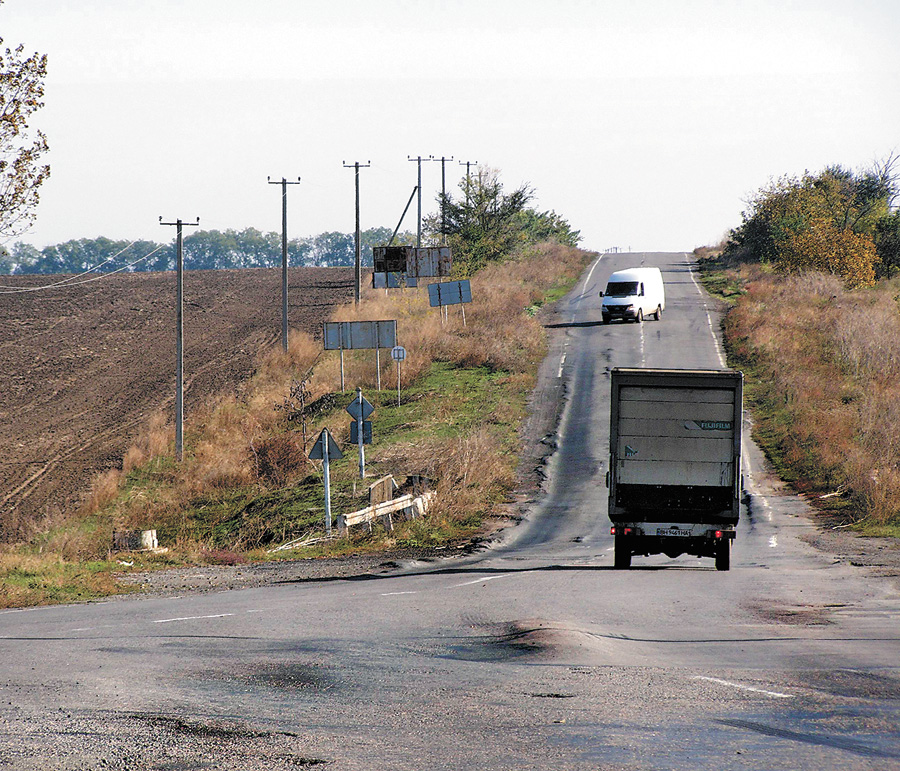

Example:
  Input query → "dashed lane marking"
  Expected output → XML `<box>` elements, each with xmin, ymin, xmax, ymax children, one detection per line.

<box><xmin>153</xmin><ymin>613</ymin><xmax>234</xmax><ymax>624</ymax></box>
<box><xmin>694</xmin><ymin>675</ymin><xmax>794</xmax><ymax>699</ymax></box>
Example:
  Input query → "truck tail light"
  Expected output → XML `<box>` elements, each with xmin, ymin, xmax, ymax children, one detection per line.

<box><xmin>715</xmin><ymin>530</ymin><xmax>723</xmax><ymax>539</ymax></box>
<box><xmin>610</xmin><ymin>526</ymin><xmax>616</xmax><ymax>535</ymax></box>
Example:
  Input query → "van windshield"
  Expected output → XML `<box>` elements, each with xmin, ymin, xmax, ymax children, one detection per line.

<box><xmin>605</xmin><ymin>281</ymin><xmax>639</xmax><ymax>297</ymax></box>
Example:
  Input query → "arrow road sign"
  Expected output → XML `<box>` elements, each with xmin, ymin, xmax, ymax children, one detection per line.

<box><xmin>309</xmin><ymin>428</ymin><xmax>343</xmax><ymax>461</ymax></box>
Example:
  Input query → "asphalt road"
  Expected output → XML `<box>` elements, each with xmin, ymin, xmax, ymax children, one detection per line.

<box><xmin>2</xmin><ymin>252</ymin><xmax>899</xmax><ymax>770</ymax></box>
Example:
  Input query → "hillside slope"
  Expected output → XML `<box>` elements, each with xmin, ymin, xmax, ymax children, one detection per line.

<box><xmin>1</xmin><ymin>267</ymin><xmax>355</xmax><ymax>538</ymax></box>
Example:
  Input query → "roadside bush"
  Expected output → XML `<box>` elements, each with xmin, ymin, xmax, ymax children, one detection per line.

<box><xmin>252</xmin><ymin>433</ymin><xmax>308</xmax><ymax>485</ymax></box>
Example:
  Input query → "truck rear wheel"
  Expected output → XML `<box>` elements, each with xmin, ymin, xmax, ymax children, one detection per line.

<box><xmin>614</xmin><ymin>535</ymin><xmax>632</xmax><ymax>569</ymax></box>
<box><xmin>715</xmin><ymin>539</ymin><xmax>731</xmax><ymax>571</ymax></box>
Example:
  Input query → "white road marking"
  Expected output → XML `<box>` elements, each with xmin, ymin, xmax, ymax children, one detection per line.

<box><xmin>684</xmin><ymin>254</ymin><xmax>726</xmax><ymax>367</ymax></box>
<box><xmin>769</xmin><ymin>536</ymin><xmax>778</xmax><ymax>548</ymax></box>
<box><xmin>452</xmin><ymin>573</ymin><xmax>528</xmax><ymax>588</ymax></box>
<box><xmin>558</xmin><ymin>254</ymin><xmax>604</xmax><ymax>377</ymax></box>
<box><xmin>152</xmin><ymin>613</ymin><xmax>234</xmax><ymax>624</ymax></box>
<box><xmin>380</xmin><ymin>591</ymin><xmax>418</xmax><ymax>596</ymax></box>
<box><xmin>575</xmin><ymin>254</ymin><xmax>604</xmax><ymax>321</ymax></box>
<box><xmin>640</xmin><ymin>320</ymin><xmax>645</xmax><ymax>365</ymax></box>
<box><xmin>693</xmin><ymin>675</ymin><xmax>794</xmax><ymax>699</ymax></box>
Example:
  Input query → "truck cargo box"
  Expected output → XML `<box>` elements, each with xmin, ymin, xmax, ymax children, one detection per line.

<box><xmin>607</xmin><ymin>368</ymin><xmax>743</xmax><ymax>570</ymax></box>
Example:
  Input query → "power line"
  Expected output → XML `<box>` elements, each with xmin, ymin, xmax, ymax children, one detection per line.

<box><xmin>0</xmin><ymin>242</ymin><xmax>171</xmax><ymax>294</ymax></box>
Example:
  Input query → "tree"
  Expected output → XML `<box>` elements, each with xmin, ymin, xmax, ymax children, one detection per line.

<box><xmin>513</xmin><ymin>207</ymin><xmax>581</xmax><ymax>247</ymax></box>
<box><xmin>875</xmin><ymin>210</ymin><xmax>900</xmax><ymax>278</ymax></box>
<box><xmin>308</xmin><ymin>231</ymin><xmax>354</xmax><ymax>267</ymax></box>
<box><xmin>776</xmin><ymin>219</ymin><xmax>878</xmax><ymax>289</ymax></box>
<box><xmin>426</xmin><ymin>167</ymin><xmax>534</xmax><ymax>275</ymax></box>
<box><xmin>0</xmin><ymin>5</ymin><xmax>49</xmax><ymax>241</ymax></box>
<box><xmin>723</xmin><ymin>163</ymin><xmax>894</xmax><ymax>288</ymax></box>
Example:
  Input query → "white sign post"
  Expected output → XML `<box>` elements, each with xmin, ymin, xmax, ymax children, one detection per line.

<box><xmin>391</xmin><ymin>345</ymin><xmax>407</xmax><ymax>406</ymax></box>
<box><xmin>309</xmin><ymin>428</ymin><xmax>343</xmax><ymax>536</ymax></box>
<box><xmin>346</xmin><ymin>387</ymin><xmax>374</xmax><ymax>479</ymax></box>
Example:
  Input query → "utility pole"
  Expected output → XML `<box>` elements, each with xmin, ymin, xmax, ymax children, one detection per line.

<box><xmin>343</xmin><ymin>161</ymin><xmax>370</xmax><ymax>304</ymax></box>
<box><xmin>458</xmin><ymin>159</ymin><xmax>477</xmax><ymax>181</ymax></box>
<box><xmin>268</xmin><ymin>176</ymin><xmax>301</xmax><ymax>352</ymax></box>
<box><xmin>408</xmin><ymin>155</ymin><xmax>433</xmax><ymax>247</ymax></box>
<box><xmin>459</xmin><ymin>159</ymin><xmax>477</xmax><ymax>208</ymax></box>
<box><xmin>434</xmin><ymin>155</ymin><xmax>453</xmax><ymax>244</ymax></box>
<box><xmin>159</xmin><ymin>215</ymin><xmax>200</xmax><ymax>463</ymax></box>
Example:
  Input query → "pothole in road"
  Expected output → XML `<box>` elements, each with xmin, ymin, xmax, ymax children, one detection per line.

<box><xmin>197</xmin><ymin>661</ymin><xmax>340</xmax><ymax>693</ymax></box>
<box><xmin>441</xmin><ymin>621</ymin><xmax>555</xmax><ymax>663</ymax></box>
<box><xmin>747</xmin><ymin>602</ymin><xmax>837</xmax><ymax>626</ymax></box>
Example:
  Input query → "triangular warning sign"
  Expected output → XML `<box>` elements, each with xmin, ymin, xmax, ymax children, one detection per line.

<box><xmin>309</xmin><ymin>428</ymin><xmax>343</xmax><ymax>461</ymax></box>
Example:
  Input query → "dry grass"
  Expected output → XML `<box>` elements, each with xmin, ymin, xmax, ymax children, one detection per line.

<box><xmin>21</xmin><ymin>241</ymin><xmax>592</xmax><ymax>568</ymax></box>
<box><xmin>725</xmin><ymin>270</ymin><xmax>900</xmax><ymax>525</ymax></box>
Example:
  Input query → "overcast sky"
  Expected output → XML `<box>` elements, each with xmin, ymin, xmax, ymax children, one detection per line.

<box><xmin>3</xmin><ymin>0</ymin><xmax>899</xmax><ymax>253</ymax></box>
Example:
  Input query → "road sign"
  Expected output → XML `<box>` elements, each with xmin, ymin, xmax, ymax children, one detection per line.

<box><xmin>391</xmin><ymin>345</ymin><xmax>407</xmax><ymax>362</ymax></box>
<box><xmin>350</xmin><ymin>420</ymin><xmax>372</xmax><ymax>445</ymax></box>
<box><xmin>373</xmin><ymin>272</ymin><xmax>417</xmax><ymax>289</ymax></box>
<box><xmin>346</xmin><ymin>394</ymin><xmax>374</xmax><ymax>421</ymax></box>
<box><xmin>309</xmin><ymin>427</ymin><xmax>342</xmax><ymax>536</ymax></box>
<box><xmin>323</xmin><ymin>320</ymin><xmax>397</xmax><ymax>351</ymax></box>
<box><xmin>428</xmin><ymin>279</ymin><xmax>472</xmax><ymax>308</ymax></box>
<box><xmin>409</xmin><ymin>246</ymin><xmax>452</xmax><ymax>278</ymax></box>
<box><xmin>309</xmin><ymin>428</ymin><xmax>343</xmax><ymax>461</ymax></box>
<box><xmin>373</xmin><ymin>245</ymin><xmax>413</xmax><ymax>274</ymax></box>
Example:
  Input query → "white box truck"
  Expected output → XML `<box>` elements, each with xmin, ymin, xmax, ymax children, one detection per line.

<box><xmin>607</xmin><ymin>368</ymin><xmax>743</xmax><ymax>571</ymax></box>
<box><xmin>600</xmin><ymin>266</ymin><xmax>665</xmax><ymax>323</ymax></box>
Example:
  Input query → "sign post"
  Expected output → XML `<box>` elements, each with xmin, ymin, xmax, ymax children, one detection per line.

<box><xmin>346</xmin><ymin>389</ymin><xmax>374</xmax><ymax>479</ymax></box>
<box><xmin>391</xmin><ymin>345</ymin><xmax>407</xmax><ymax>406</ymax></box>
<box><xmin>309</xmin><ymin>428</ymin><xmax>343</xmax><ymax>536</ymax></box>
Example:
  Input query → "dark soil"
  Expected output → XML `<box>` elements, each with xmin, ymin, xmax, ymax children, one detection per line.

<box><xmin>0</xmin><ymin>267</ymin><xmax>355</xmax><ymax>539</ymax></box>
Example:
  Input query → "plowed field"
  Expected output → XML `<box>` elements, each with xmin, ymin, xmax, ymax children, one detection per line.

<box><xmin>0</xmin><ymin>267</ymin><xmax>355</xmax><ymax>540</ymax></box>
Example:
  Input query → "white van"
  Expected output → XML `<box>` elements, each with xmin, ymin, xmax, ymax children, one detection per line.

<box><xmin>600</xmin><ymin>267</ymin><xmax>665</xmax><ymax>323</ymax></box>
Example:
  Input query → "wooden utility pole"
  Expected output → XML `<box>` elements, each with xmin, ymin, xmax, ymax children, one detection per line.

<box><xmin>434</xmin><ymin>155</ymin><xmax>453</xmax><ymax>244</ymax></box>
<box><xmin>268</xmin><ymin>176</ymin><xmax>301</xmax><ymax>351</ymax></box>
<box><xmin>343</xmin><ymin>161</ymin><xmax>370</xmax><ymax>304</ymax></box>
<box><xmin>159</xmin><ymin>216</ymin><xmax>200</xmax><ymax>463</ymax></box>
<box><xmin>408</xmin><ymin>155</ymin><xmax>433</xmax><ymax>247</ymax></box>
<box><xmin>459</xmin><ymin>159</ymin><xmax>478</xmax><ymax>208</ymax></box>
<box><xmin>458</xmin><ymin>159</ymin><xmax>478</xmax><ymax>180</ymax></box>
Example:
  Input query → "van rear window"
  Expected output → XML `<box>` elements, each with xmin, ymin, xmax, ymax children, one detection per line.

<box><xmin>606</xmin><ymin>281</ymin><xmax>639</xmax><ymax>297</ymax></box>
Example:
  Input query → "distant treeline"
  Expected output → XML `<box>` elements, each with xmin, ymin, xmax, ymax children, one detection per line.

<box><xmin>0</xmin><ymin>226</ymin><xmax>415</xmax><ymax>274</ymax></box>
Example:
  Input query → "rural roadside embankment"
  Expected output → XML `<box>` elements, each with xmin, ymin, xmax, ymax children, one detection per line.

<box><xmin>696</xmin><ymin>252</ymin><xmax>900</xmax><ymax>582</ymax></box>
<box><xmin>1</xmin><ymin>240</ymin><xmax>593</xmax><ymax>607</ymax></box>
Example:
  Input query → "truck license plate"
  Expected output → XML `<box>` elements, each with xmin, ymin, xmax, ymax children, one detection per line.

<box><xmin>657</xmin><ymin>527</ymin><xmax>691</xmax><ymax>537</ymax></box>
